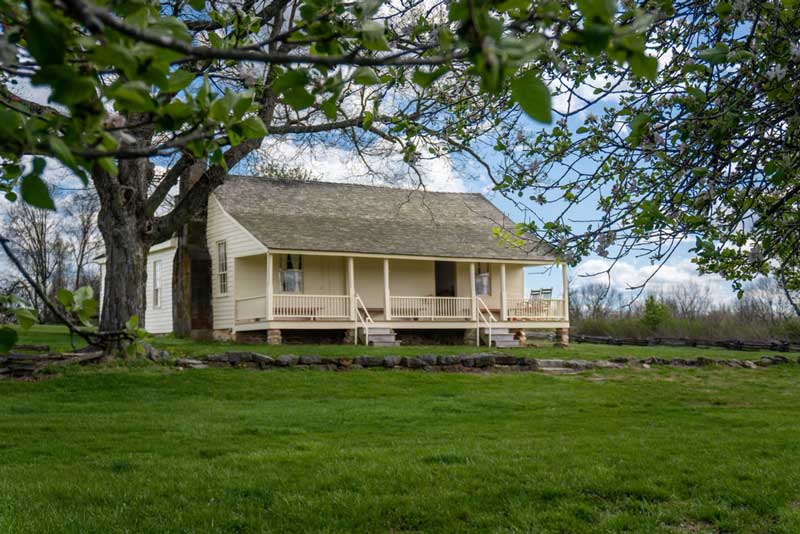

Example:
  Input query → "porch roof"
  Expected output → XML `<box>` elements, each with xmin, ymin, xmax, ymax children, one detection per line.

<box><xmin>213</xmin><ymin>175</ymin><xmax>556</xmax><ymax>262</ymax></box>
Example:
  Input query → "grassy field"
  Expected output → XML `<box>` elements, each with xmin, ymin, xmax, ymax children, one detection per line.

<box><xmin>12</xmin><ymin>324</ymin><xmax>778</xmax><ymax>361</ymax></box>
<box><xmin>1</xmin><ymin>363</ymin><xmax>799</xmax><ymax>533</ymax></box>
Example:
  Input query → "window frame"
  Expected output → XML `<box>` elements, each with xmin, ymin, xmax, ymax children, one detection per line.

<box><xmin>475</xmin><ymin>263</ymin><xmax>491</xmax><ymax>296</ymax></box>
<box><xmin>217</xmin><ymin>240</ymin><xmax>229</xmax><ymax>295</ymax></box>
<box><xmin>279</xmin><ymin>254</ymin><xmax>303</xmax><ymax>293</ymax></box>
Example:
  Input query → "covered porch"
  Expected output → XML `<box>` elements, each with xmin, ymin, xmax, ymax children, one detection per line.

<box><xmin>232</xmin><ymin>252</ymin><xmax>569</xmax><ymax>329</ymax></box>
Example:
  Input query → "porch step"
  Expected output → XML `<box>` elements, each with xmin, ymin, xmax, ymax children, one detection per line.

<box><xmin>358</xmin><ymin>328</ymin><xmax>400</xmax><ymax>347</ymax></box>
<box><xmin>479</xmin><ymin>328</ymin><xmax>523</xmax><ymax>348</ymax></box>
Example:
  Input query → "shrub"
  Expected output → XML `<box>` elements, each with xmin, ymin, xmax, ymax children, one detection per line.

<box><xmin>641</xmin><ymin>296</ymin><xmax>672</xmax><ymax>332</ymax></box>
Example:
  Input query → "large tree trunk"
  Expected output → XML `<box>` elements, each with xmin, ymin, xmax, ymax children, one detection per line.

<box><xmin>95</xmin><ymin>157</ymin><xmax>154</xmax><ymax>336</ymax></box>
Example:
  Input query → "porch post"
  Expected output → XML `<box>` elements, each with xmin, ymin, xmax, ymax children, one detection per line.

<box><xmin>562</xmin><ymin>262</ymin><xmax>569</xmax><ymax>321</ymax></box>
<box><xmin>265</xmin><ymin>252</ymin><xmax>274</xmax><ymax>321</ymax></box>
<box><xmin>383</xmin><ymin>258</ymin><xmax>392</xmax><ymax>320</ymax></box>
<box><xmin>347</xmin><ymin>256</ymin><xmax>355</xmax><ymax>320</ymax></box>
<box><xmin>469</xmin><ymin>262</ymin><xmax>477</xmax><ymax>320</ymax></box>
<box><xmin>500</xmin><ymin>263</ymin><xmax>507</xmax><ymax>321</ymax></box>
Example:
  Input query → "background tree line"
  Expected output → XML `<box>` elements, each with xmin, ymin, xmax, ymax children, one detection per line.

<box><xmin>0</xmin><ymin>188</ymin><xmax>102</xmax><ymax>324</ymax></box>
<box><xmin>569</xmin><ymin>279</ymin><xmax>800</xmax><ymax>341</ymax></box>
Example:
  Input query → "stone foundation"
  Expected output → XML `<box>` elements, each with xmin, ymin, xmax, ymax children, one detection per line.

<box><xmin>213</xmin><ymin>329</ymin><xmax>234</xmax><ymax>342</ymax></box>
<box><xmin>513</xmin><ymin>329</ymin><xmax>527</xmax><ymax>348</ymax></box>
<box><xmin>342</xmin><ymin>329</ymin><xmax>356</xmax><ymax>344</ymax></box>
<box><xmin>463</xmin><ymin>328</ymin><xmax>478</xmax><ymax>346</ymax></box>
<box><xmin>554</xmin><ymin>328</ymin><xmax>569</xmax><ymax>348</ymax></box>
<box><xmin>267</xmin><ymin>329</ymin><xmax>282</xmax><ymax>345</ymax></box>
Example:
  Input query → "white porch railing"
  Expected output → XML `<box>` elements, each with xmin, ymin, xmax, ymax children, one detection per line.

<box><xmin>235</xmin><ymin>295</ymin><xmax>266</xmax><ymax>322</ymax></box>
<box><xmin>235</xmin><ymin>295</ymin><xmax>565</xmax><ymax>322</ymax></box>
<box><xmin>507</xmin><ymin>298</ymin><xmax>565</xmax><ymax>320</ymax></box>
<box><xmin>273</xmin><ymin>294</ymin><xmax>351</xmax><ymax>319</ymax></box>
<box><xmin>391</xmin><ymin>296</ymin><xmax>473</xmax><ymax>320</ymax></box>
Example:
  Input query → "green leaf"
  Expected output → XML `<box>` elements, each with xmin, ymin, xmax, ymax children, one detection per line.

<box><xmin>189</xmin><ymin>0</ymin><xmax>205</xmax><ymax>10</ymax></box>
<box><xmin>57</xmin><ymin>288</ymin><xmax>74</xmax><ymax>308</ymax></box>
<box><xmin>27</xmin><ymin>9</ymin><xmax>67</xmax><ymax>66</ymax></box>
<box><xmin>48</xmin><ymin>136</ymin><xmax>82</xmax><ymax>177</ymax></box>
<box><xmin>14</xmin><ymin>308</ymin><xmax>38</xmax><ymax>330</ymax></box>
<box><xmin>164</xmin><ymin>70</ymin><xmax>196</xmax><ymax>92</ymax></box>
<box><xmin>582</xmin><ymin>24</ymin><xmax>612</xmax><ymax>53</ymax></box>
<box><xmin>74</xmin><ymin>285</ymin><xmax>94</xmax><ymax>305</ymax></box>
<box><xmin>627</xmin><ymin>112</ymin><xmax>651</xmax><ymax>146</ymax></box>
<box><xmin>361</xmin><ymin>21</ymin><xmax>390</xmax><ymax>51</ymax></box>
<box><xmin>0</xmin><ymin>327</ymin><xmax>17</xmax><ymax>354</ymax></box>
<box><xmin>97</xmin><ymin>158</ymin><xmax>119</xmax><ymax>177</ymax></box>
<box><xmin>237</xmin><ymin>116</ymin><xmax>268</xmax><ymax>139</ymax></box>
<box><xmin>412</xmin><ymin>67</ymin><xmax>449</xmax><ymax>88</ymax></box>
<box><xmin>511</xmin><ymin>71</ymin><xmax>552</xmax><ymax>123</ymax></box>
<box><xmin>577</xmin><ymin>0</ymin><xmax>617</xmax><ymax>23</ymax></box>
<box><xmin>210</xmin><ymin>149</ymin><xmax>228</xmax><ymax>171</ymax></box>
<box><xmin>111</xmin><ymin>81</ymin><xmax>156</xmax><ymax>112</ymax></box>
<box><xmin>321</xmin><ymin>97</ymin><xmax>338</xmax><ymax>120</ymax></box>
<box><xmin>125</xmin><ymin>315</ymin><xmax>139</xmax><ymax>331</ymax></box>
<box><xmin>21</xmin><ymin>174</ymin><xmax>55</xmax><ymax>210</ymax></box>
<box><xmin>353</xmin><ymin>67</ymin><xmax>380</xmax><ymax>85</ymax></box>
<box><xmin>362</xmin><ymin>111</ymin><xmax>374</xmax><ymax>130</ymax></box>
<box><xmin>77</xmin><ymin>299</ymin><xmax>97</xmax><ymax>326</ymax></box>
<box><xmin>272</xmin><ymin>70</ymin><xmax>314</xmax><ymax>110</ymax></box>
<box><xmin>629</xmin><ymin>54</ymin><xmax>658</xmax><ymax>80</ymax></box>
<box><xmin>697</xmin><ymin>42</ymin><xmax>730</xmax><ymax>65</ymax></box>
<box><xmin>497</xmin><ymin>0</ymin><xmax>530</xmax><ymax>12</ymax></box>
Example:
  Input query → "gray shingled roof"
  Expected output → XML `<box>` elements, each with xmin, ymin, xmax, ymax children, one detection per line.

<box><xmin>213</xmin><ymin>176</ymin><xmax>555</xmax><ymax>261</ymax></box>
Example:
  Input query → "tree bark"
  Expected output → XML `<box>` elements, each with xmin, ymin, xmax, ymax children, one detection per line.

<box><xmin>95</xmin><ymin>157</ymin><xmax>154</xmax><ymax>334</ymax></box>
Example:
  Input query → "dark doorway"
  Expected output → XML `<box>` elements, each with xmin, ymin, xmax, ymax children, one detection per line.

<box><xmin>435</xmin><ymin>261</ymin><xmax>456</xmax><ymax>297</ymax></box>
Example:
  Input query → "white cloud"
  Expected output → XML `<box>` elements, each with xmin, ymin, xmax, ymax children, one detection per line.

<box><xmin>572</xmin><ymin>257</ymin><xmax>734</xmax><ymax>303</ymax></box>
<box><xmin>252</xmin><ymin>137</ymin><xmax>467</xmax><ymax>192</ymax></box>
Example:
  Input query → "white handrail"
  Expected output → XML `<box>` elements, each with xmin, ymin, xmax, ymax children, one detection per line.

<box><xmin>354</xmin><ymin>294</ymin><xmax>373</xmax><ymax>345</ymax></box>
<box><xmin>476</xmin><ymin>297</ymin><xmax>496</xmax><ymax>347</ymax></box>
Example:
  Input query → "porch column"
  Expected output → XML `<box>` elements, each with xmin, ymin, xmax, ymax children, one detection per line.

<box><xmin>500</xmin><ymin>263</ymin><xmax>507</xmax><ymax>321</ymax></box>
<box><xmin>347</xmin><ymin>256</ymin><xmax>355</xmax><ymax>320</ymax></box>
<box><xmin>383</xmin><ymin>258</ymin><xmax>392</xmax><ymax>320</ymax></box>
<box><xmin>562</xmin><ymin>262</ymin><xmax>569</xmax><ymax>321</ymax></box>
<box><xmin>265</xmin><ymin>252</ymin><xmax>274</xmax><ymax>321</ymax></box>
<box><xmin>469</xmin><ymin>262</ymin><xmax>477</xmax><ymax>320</ymax></box>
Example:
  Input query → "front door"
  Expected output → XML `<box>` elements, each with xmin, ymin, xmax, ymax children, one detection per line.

<box><xmin>434</xmin><ymin>261</ymin><xmax>456</xmax><ymax>297</ymax></box>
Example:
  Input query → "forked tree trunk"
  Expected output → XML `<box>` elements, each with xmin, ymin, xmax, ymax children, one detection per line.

<box><xmin>95</xmin><ymin>158</ymin><xmax>154</xmax><ymax>338</ymax></box>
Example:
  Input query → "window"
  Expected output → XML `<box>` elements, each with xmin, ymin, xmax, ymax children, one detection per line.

<box><xmin>280</xmin><ymin>254</ymin><xmax>303</xmax><ymax>293</ymax></box>
<box><xmin>152</xmin><ymin>260</ymin><xmax>162</xmax><ymax>308</ymax></box>
<box><xmin>217</xmin><ymin>241</ymin><xmax>228</xmax><ymax>294</ymax></box>
<box><xmin>475</xmin><ymin>263</ymin><xmax>491</xmax><ymax>296</ymax></box>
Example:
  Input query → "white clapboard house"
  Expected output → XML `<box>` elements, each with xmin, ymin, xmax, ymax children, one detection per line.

<box><xmin>100</xmin><ymin>176</ymin><xmax>570</xmax><ymax>347</ymax></box>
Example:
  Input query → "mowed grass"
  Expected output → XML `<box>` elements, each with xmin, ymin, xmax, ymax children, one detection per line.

<box><xmin>1</xmin><ymin>363</ymin><xmax>800</xmax><ymax>532</ymax></box>
<box><xmin>13</xmin><ymin>324</ymin><xmax>778</xmax><ymax>361</ymax></box>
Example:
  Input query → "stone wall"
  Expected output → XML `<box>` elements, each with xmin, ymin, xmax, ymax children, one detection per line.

<box><xmin>174</xmin><ymin>352</ymin><xmax>800</xmax><ymax>373</ymax></box>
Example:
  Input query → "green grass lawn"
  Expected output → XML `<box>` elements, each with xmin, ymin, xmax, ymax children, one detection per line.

<box><xmin>1</xmin><ymin>364</ymin><xmax>799</xmax><ymax>533</ymax></box>
<box><xmin>12</xmin><ymin>324</ymin><xmax>781</xmax><ymax>361</ymax></box>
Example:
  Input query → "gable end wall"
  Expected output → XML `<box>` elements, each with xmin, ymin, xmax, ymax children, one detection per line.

<box><xmin>207</xmin><ymin>194</ymin><xmax>267</xmax><ymax>330</ymax></box>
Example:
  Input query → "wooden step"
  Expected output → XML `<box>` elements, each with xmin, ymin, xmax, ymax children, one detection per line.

<box><xmin>481</xmin><ymin>328</ymin><xmax>510</xmax><ymax>334</ymax></box>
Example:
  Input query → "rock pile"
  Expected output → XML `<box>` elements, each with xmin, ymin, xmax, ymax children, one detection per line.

<box><xmin>173</xmin><ymin>352</ymin><xmax>800</xmax><ymax>373</ymax></box>
<box><xmin>0</xmin><ymin>351</ymin><xmax>106</xmax><ymax>379</ymax></box>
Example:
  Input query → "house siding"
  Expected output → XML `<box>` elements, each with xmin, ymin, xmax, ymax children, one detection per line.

<box><xmin>144</xmin><ymin>246</ymin><xmax>176</xmax><ymax>334</ymax></box>
<box><xmin>207</xmin><ymin>194</ymin><xmax>266</xmax><ymax>330</ymax></box>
